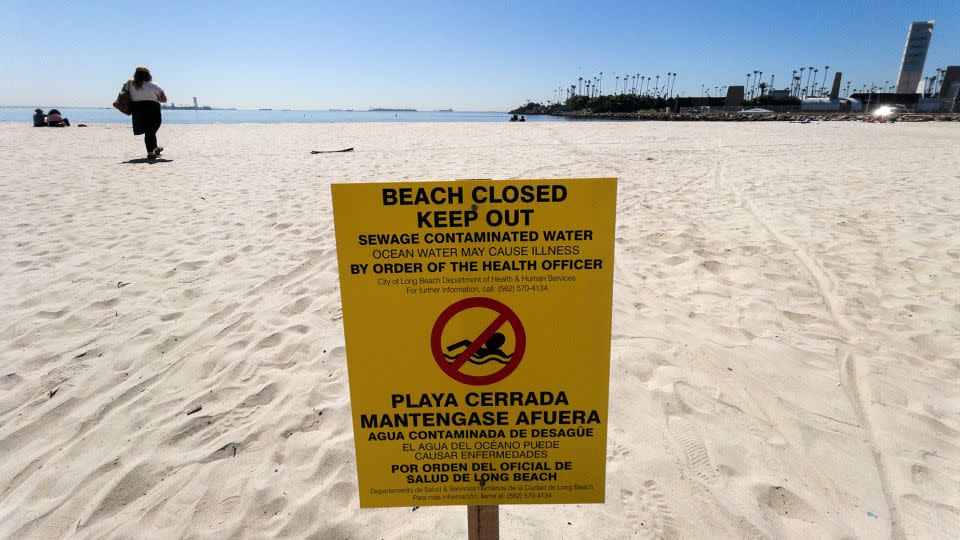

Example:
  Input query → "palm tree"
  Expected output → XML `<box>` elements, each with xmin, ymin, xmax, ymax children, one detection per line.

<box><xmin>599</xmin><ymin>72</ymin><xmax>603</xmax><ymax>95</ymax></box>
<box><xmin>758</xmin><ymin>82</ymin><xmax>768</xmax><ymax>97</ymax></box>
<box><xmin>578</xmin><ymin>77</ymin><xmax>583</xmax><ymax>96</ymax></box>
<box><xmin>654</xmin><ymin>75</ymin><xmax>660</xmax><ymax>96</ymax></box>
<box><xmin>822</xmin><ymin>66</ymin><xmax>830</xmax><ymax>96</ymax></box>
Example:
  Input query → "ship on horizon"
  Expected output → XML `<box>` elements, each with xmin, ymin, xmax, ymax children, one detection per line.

<box><xmin>369</xmin><ymin>107</ymin><xmax>417</xmax><ymax>112</ymax></box>
<box><xmin>161</xmin><ymin>96</ymin><xmax>234</xmax><ymax>111</ymax></box>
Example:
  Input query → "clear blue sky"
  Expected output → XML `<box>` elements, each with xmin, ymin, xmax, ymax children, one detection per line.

<box><xmin>2</xmin><ymin>0</ymin><xmax>958</xmax><ymax>110</ymax></box>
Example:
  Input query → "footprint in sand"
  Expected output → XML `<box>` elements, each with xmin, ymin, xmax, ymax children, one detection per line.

<box><xmin>607</xmin><ymin>441</ymin><xmax>632</xmax><ymax>463</ymax></box>
<box><xmin>900</xmin><ymin>493</ymin><xmax>960</xmax><ymax>540</ymax></box>
<box><xmin>620</xmin><ymin>480</ymin><xmax>678</xmax><ymax>539</ymax></box>
<box><xmin>668</xmin><ymin>415</ymin><xmax>719</xmax><ymax>486</ymax></box>
<box><xmin>674</xmin><ymin>382</ymin><xmax>783</xmax><ymax>445</ymax></box>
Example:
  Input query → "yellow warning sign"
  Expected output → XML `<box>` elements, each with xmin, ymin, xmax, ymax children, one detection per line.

<box><xmin>332</xmin><ymin>178</ymin><xmax>616</xmax><ymax>507</ymax></box>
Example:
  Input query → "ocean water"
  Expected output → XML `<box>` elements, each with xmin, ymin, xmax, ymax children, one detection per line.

<box><xmin>0</xmin><ymin>108</ymin><xmax>564</xmax><ymax>125</ymax></box>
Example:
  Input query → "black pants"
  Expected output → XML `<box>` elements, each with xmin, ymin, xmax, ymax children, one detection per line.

<box><xmin>145</xmin><ymin>130</ymin><xmax>157</xmax><ymax>152</ymax></box>
<box><xmin>131</xmin><ymin>101</ymin><xmax>162</xmax><ymax>153</ymax></box>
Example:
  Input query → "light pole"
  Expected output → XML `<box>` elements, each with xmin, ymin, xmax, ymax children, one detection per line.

<box><xmin>599</xmin><ymin>72</ymin><xmax>603</xmax><ymax>95</ymax></box>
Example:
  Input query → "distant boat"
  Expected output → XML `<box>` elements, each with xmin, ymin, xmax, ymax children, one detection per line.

<box><xmin>369</xmin><ymin>107</ymin><xmax>416</xmax><ymax>112</ymax></box>
<box><xmin>161</xmin><ymin>97</ymin><xmax>233</xmax><ymax>111</ymax></box>
<box><xmin>258</xmin><ymin>108</ymin><xmax>273</xmax><ymax>111</ymax></box>
<box><xmin>161</xmin><ymin>104</ymin><xmax>214</xmax><ymax>110</ymax></box>
<box><xmin>435</xmin><ymin>108</ymin><xmax>453</xmax><ymax>112</ymax></box>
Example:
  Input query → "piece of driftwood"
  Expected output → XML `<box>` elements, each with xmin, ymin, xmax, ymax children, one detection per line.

<box><xmin>311</xmin><ymin>148</ymin><xmax>354</xmax><ymax>154</ymax></box>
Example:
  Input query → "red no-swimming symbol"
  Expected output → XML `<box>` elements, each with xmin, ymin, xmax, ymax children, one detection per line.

<box><xmin>430</xmin><ymin>297</ymin><xmax>525</xmax><ymax>386</ymax></box>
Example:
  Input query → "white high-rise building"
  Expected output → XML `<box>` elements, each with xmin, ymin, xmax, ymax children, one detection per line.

<box><xmin>895</xmin><ymin>20</ymin><xmax>934</xmax><ymax>94</ymax></box>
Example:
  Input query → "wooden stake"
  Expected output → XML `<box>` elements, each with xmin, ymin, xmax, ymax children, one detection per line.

<box><xmin>467</xmin><ymin>505</ymin><xmax>499</xmax><ymax>540</ymax></box>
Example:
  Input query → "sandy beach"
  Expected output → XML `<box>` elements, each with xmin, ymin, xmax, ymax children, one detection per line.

<box><xmin>1</xmin><ymin>121</ymin><xmax>959</xmax><ymax>538</ymax></box>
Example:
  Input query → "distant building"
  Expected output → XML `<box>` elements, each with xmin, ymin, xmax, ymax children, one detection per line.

<box><xmin>829</xmin><ymin>72</ymin><xmax>842</xmax><ymax>100</ymax></box>
<box><xmin>193</xmin><ymin>97</ymin><xmax>199</xmax><ymax>108</ymax></box>
<box><xmin>801</xmin><ymin>98</ymin><xmax>861</xmax><ymax>112</ymax></box>
<box><xmin>724</xmin><ymin>86</ymin><xmax>744</xmax><ymax>106</ymax></box>
<box><xmin>850</xmin><ymin>92</ymin><xmax>919</xmax><ymax>113</ymax></box>
<box><xmin>940</xmin><ymin>66</ymin><xmax>960</xmax><ymax>98</ymax></box>
<box><xmin>768</xmin><ymin>89</ymin><xmax>791</xmax><ymax>100</ymax></box>
<box><xmin>895</xmin><ymin>20</ymin><xmax>934</xmax><ymax>94</ymax></box>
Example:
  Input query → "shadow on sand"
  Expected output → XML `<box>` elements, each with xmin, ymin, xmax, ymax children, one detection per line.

<box><xmin>121</xmin><ymin>158</ymin><xmax>174</xmax><ymax>164</ymax></box>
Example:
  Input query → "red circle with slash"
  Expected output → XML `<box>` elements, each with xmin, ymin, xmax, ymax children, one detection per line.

<box><xmin>430</xmin><ymin>297</ymin><xmax>525</xmax><ymax>386</ymax></box>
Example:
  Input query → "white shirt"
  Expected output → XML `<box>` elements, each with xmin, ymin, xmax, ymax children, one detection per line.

<box><xmin>128</xmin><ymin>80</ymin><xmax>164</xmax><ymax>102</ymax></box>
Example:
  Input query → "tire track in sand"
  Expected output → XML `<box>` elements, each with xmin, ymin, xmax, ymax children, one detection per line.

<box><xmin>712</xmin><ymin>143</ymin><xmax>905</xmax><ymax>539</ymax></box>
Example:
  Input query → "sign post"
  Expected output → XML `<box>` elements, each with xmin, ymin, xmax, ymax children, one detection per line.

<box><xmin>467</xmin><ymin>504</ymin><xmax>499</xmax><ymax>540</ymax></box>
<box><xmin>332</xmin><ymin>178</ymin><xmax>616</xmax><ymax>532</ymax></box>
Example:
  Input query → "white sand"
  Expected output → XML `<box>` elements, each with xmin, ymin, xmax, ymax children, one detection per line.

<box><xmin>1</xmin><ymin>121</ymin><xmax>958</xmax><ymax>538</ymax></box>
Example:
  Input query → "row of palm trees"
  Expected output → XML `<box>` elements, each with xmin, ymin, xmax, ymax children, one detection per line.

<box><xmin>784</xmin><ymin>66</ymin><xmax>833</xmax><ymax>98</ymax></box>
<box><xmin>543</xmin><ymin>64</ymin><xmax>954</xmax><ymax>105</ymax></box>
<box><xmin>549</xmin><ymin>72</ymin><xmax>679</xmax><ymax>104</ymax></box>
<box><xmin>925</xmin><ymin>67</ymin><xmax>952</xmax><ymax>96</ymax></box>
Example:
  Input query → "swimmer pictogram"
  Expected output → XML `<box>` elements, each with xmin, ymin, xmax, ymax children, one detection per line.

<box><xmin>430</xmin><ymin>297</ymin><xmax>525</xmax><ymax>385</ymax></box>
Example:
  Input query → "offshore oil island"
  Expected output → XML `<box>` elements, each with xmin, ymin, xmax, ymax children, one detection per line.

<box><xmin>369</xmin><ymin>107</ymin><xmax>417</xmax><ymax>112</ymax></box>
<box><xmin>161</xmin><ymin>97</ymin><xmax>235</xmax><ymax>111</ymax></box>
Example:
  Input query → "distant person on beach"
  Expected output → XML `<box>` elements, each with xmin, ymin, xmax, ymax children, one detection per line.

<box><xmin>519</xmin><ymin>115</ymin><xmax>526</xmax><ymax>122</ymax></box>
<box><xmin>45</xmin><ymin>109</ymin><xmax>70</xmax><ymax>127</ymax></box>
<box><xmin>510</xmin><ymin>114</ymin><xmax>518</xmax><ymax>122</ymax></box>
<box><xmin>127</xmin><ymin>66</ymin><xmax>167</xmax><ymax>159</ymax></box>
<box><xmin>33</xmin><ymin>109</ymin><xmax>46</xmax><ymax>127</ymax></box>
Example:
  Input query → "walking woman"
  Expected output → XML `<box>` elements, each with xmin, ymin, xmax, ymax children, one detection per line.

<box><xmin>128</xmin><ymin>66</ymin><xmax>167</xmax><ymax>159</ymax></box>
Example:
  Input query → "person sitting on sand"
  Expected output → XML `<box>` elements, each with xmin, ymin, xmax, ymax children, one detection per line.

<box><xmin>510</xmin><ymin>114</ymin><xmax>518</xmax><ymax>122</ymax></box>
<box><xmin>45</xmin><ymin>109</ymin><xmax>70</xmax><ymax>127</ymax></box>
<box><xmin>519</xmin><ymin>115</ymin><xmax>526</xmax><ymax>122</ymax></box>
<box><xmin>127</xmin><ymin>66</ymin><xmax>167</xmax><ymax>159</ymax></box>
<box><xmin>33</xmin><ymin>109</ymin><xmax>46</xmax><ymax>127</ymax></box>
